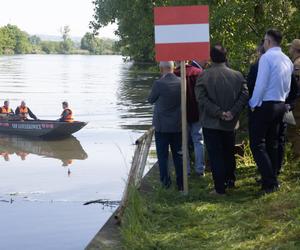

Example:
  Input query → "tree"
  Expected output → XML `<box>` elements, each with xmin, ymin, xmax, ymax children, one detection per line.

<box><xmin>80</xmin><ymin>32</ymin><xmax>118</xmax><ymax>54</ymax></box>
<box><xmin>81</xmin><ymin>32</ymin><xmax>98</xmax><ymax>53</ymax></box>
<box><xmin>40</xmin><ymin>41</ymin><xmax>60</xmax><ymax>54</ymax></box>
<box><xmin>0</xmin><ymin>26</ymin><xmax>15</xmax><ymax>54</ymax></box>
<box><xmin>29</xmin><ymin>35</ymin><xmax>41</xmax><ymax>46</ymax></box>
<box><xmin>0</xmin><ymin>24</ymin><xmax>31</xmax><ymax>54</ymax></box>
<box><xmin>91</xmin><ymin>0</ymin><xmax>300</xmax><ymax>71</ymax></box>
<box><xmin>59</xmin><ymin>25</ymin><xmax>73</xmax><ymax>54</ymax></box>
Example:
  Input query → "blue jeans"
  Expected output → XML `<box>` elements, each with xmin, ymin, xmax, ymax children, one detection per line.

<box><xmin>188</xmin><ymin>122</ymin><xmax>205</xmax><ymax>174</ymax></box>
<box><xmin>155</xmin><ymin>131</ymin><xmax>183</xmax><ymax>190</ymax></box>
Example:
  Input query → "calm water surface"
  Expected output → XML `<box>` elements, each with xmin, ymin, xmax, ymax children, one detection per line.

<box><xmin>0</xmin><ymin>55</ymin><xmax>156</xmax><ymax>250</ymax></box>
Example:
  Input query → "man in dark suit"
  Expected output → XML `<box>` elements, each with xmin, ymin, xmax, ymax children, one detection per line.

<box><xmin>148</xmin><ymin>61</ymin><xmax>183</xmax><ymax>191</ymax></box>
<box><xmin>195</xmin><ymin>45</ymin><xmax>249</xmax><ymax>195</ymax></box>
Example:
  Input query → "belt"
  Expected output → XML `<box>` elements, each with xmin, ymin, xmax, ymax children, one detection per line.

<box><xmin>262</xmin><ymin>101</ymin><xmax>285</xmax><ymax>104</ymax></box>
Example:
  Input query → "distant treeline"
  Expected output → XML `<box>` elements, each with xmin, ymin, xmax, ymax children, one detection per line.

<box><xmin>0</xmin><ymin>24</ymin><xmax>119</xmax><ymax>55</ymax></box>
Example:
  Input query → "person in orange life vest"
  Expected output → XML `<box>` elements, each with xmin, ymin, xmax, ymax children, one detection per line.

<box><xmin>0</xmin><ymin>100</ymin><xmax>14</xmax><ymax>115</ymax></box>
<box><xmin>15</xmin><ymin>101</ymin><xmax>38</xmax><ymax>120</ymax></box>
<box><xmin>59</xmin><ymin>101</ymin><xmax>74</xmax><ymax>122</ymax></box>
<box><xmin>16</xmin><ymin>151</ymin><xmax>29</xmax><ymax>160</ymax></box>
<box><xmin>0</xmin><ymin>151</ymin><xmax>10</xmax><ymax>161</ymax></box>
<box><xmin>62</xmin><ymin>159</ymin><xmax>73</xmax><ymax>166</ymax></box>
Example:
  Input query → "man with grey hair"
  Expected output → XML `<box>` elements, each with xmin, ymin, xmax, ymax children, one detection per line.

<box><xmin>148</xmin><ymin>61</ymin><xmax>183</xmax><ymax>190</ymax></box>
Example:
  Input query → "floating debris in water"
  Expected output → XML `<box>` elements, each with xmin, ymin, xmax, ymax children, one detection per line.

<box><xmin>0</xmin><ymin>199</ymin><xmax>14</xmax><ymax>203</ymax></box>
<box><xmin>83</xmin><ymin>199</ymin><xmax>120</xmax><ymax>208</ymax></box>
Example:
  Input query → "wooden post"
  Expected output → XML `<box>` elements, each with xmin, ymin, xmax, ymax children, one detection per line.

<box><xmin>180</xmin><ymin>61</ymin><xmax>188</xmax><ymax>194</ymax></box>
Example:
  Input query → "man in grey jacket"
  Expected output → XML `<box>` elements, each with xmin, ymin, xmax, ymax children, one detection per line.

<box><xmin>148</xmin><ymin>61</ymin><xmax>183</xmax><ymax>191</ymax></box>
<box><xmin>195</xmin><ymin>45</ymin><xmax>249</xmax><ymax>194</ymax></box>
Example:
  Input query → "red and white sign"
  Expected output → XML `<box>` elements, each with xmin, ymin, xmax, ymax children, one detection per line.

<box><xmin>154</xmin><ymin>5</ymin><xmax>210</xmax><ymax>61</ymax></box>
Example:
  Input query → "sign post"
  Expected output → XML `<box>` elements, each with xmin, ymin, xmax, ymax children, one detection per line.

<box><xmin>154</xmin><ymin>5</ymin><xmax>210</xmax><ymax>194</ymax></box>
<box><xmin>180</xmin><ymin>61</ymin><xmax>188</xmax><ymax>193</ymax></box>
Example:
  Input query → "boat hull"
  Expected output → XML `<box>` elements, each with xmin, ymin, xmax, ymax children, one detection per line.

<box><xmin>0</xmin><ymin>120</ymin><xmax>87</xmax><ymax>138</ymax></box>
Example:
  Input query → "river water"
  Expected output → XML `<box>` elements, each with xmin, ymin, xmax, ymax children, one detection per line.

<box><xmin>0</xmin><ymin>55</ymin><xmax>156</xmax><ymax>250</ymax></box>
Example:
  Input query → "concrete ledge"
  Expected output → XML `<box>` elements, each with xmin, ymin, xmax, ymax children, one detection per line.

<box><xmin>85</xmin><ymin>163</ymin><xmax>159</xmax><ymax>250</ymax></box>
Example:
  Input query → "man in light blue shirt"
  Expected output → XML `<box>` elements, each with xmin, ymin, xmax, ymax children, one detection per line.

<box><xmin>249</xmin><ymin>29</ymin><xmax>293</xmax><ymax>194</ymax></box>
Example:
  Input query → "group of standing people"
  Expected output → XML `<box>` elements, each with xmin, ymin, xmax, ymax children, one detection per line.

<box><xmin>149</xmin><ymin>28</ymin><xmax>300</xmax><ymax>194</ymax></box>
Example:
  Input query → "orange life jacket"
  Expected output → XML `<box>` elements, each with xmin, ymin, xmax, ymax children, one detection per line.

<box><xmin>1</xmin><ymin>106</ymin><xmax>12</xmax><ymax>114</ymax></box>
<box><xmin>19</xmin><ymin>106</ymin><xmax>28</xmax><ymax>119</ymax></box>
<box><xmin>61</xmin><ymin>108</ymin><xmax>74</xmax><ymax>122</ymax></box>
<box><xmin>17</xmin><ymin>152</ymin><xmax>28</xmax><ymax>160</ymax></box>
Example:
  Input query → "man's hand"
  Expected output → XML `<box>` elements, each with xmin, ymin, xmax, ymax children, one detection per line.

<box><xmin>221</xmin><ymin>111</ymin><xmax>234</xmax><ymax>121</ymax></box>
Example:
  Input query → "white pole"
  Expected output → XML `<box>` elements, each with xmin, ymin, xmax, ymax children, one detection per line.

<box><xmin>180</xmin><ymin>61</ymin><xmax>188</xmax><ymax>194</ymax></box>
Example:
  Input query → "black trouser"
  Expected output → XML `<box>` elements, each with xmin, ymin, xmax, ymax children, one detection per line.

<box><xmin>278</xmin><ymin>121</ymin><xmax>287</xmax><ymax>175</ymax></box>
<box><xmin>155</xmin><ymin>132</ymin><xmax>183</xmax><ymax>190</ymax></box>
<box><xmin>249</xmin><ymin>101</ymin><xmax>286</xmax><ymax>190</ymax></box>
<box><xmin>203</xmin><ymin>128</ymin><xmax>236</xmax><ymax>194</ymax></box>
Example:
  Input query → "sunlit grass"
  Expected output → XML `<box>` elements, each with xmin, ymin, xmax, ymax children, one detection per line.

<box><xmin>121</xmin><ymin>142</ymin><xmax>300</xmax><ymax>250</ymax></box>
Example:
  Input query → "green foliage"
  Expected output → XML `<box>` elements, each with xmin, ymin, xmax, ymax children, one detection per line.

<box><xmin>0</xmin><ymin>24</ymin><xmax>31</xmax><ymax>54</ymax></box>
<box><xmin>0</xmin><ymin>24</ymin><xmax>118</xmax><ymax>55</ymax></box>
<box><xmin>0</xmin><ymin>26</ymin><xmax>15</xmax><ymax>54</ymax></box>
<box><xmin>81</xmin><ymin>32</ymin><xmax>119</xmax><ymax>54</ymax></box>
<box><xmin>29</xmin><ymin>35</ymin><xmax>41</xmax><ymax>46</ymax></box>
<box><xmin>40</xmin><ymin>41</ymin><xmax>60</xmax><ymax>54</ymax></box>
<box><xmin>59</xmin><ymin>25</ymin><xmax>74</xmax><ymax>54</ymax></box>
<box><xmin>91</xmin><ymin>0</ymin><xmax>300</xmax><ymax>71</ymax></box>
<box><xmin>121</xmin><ymin>143</ymin><xmax>300</xmax><ymax>249</ymax></box>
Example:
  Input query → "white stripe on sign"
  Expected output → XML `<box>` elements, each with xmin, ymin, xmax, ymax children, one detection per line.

<box><xmin>155</xmin><ymin>24</ymin><xmax>209</xmax><ymax>44</ymax></box>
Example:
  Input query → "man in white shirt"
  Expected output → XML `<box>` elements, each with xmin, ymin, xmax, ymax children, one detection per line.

<box><xmin>249</xmin><ymin>29</ymin><xmax>294</xmax><ymax>193</ymax></box>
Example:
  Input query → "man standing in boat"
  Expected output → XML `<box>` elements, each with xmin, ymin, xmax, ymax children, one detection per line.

<box><xmin>0</xmin><ymin>100</ymin><xmax>14</xmax><ymax>115</ymax></box>
<box><xmin>15</xmin><ymin>101</ymin><xmax>38</xmax><ymax>120</ymax></box>
<box><xmin>59</xmin><ymin>101</ymin><xmax>74</xmax><ymax>122</ymax></box>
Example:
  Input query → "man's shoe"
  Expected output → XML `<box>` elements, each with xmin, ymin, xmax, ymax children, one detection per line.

<box><xmin>255</xmin><ymin>177</ymin><xmax>262</xmax><ymax>183</ymax></box>
<box><xmin>209</xmin><ymin>190</ymin><xmax>226</xmax><ymax>196</ymax></box>
<box><xmin>225</xmin><ymin>180</ymin><xmax>235</xmax><ymax>189</ymax></box>
<box><xmin>262</xmin><ymin>185</ymin><xmax>280</xmax><ymax>194</ymax></box>
<box><xmin>196</xmin><ymin>172</ymin><xmax>205</xmax><ymax>177</ymax></box>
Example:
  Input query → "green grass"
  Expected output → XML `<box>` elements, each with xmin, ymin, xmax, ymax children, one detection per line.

<box><xmin>121</xmin><ymin>142</ymin><xmax>300</xmax><ymax>250</ymax></box>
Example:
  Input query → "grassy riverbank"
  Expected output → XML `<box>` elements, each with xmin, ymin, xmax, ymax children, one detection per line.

<box><xmin>121</xmin><ymin>143</ymin><xmax>300</xmax><ymax>249</ymax></box>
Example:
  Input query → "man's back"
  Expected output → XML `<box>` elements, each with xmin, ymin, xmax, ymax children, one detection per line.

<box><xmin>195</xmin><ymin>63</ymin><xmax>248</xmax><ymax>131</ymax></box>
<box><xmin>148</xmin><ymin>73</ymin><xmax>181</xmax><ymax>132</ymax></box>
<box><xmin>249</xmin><ymin>47</ymin><xmax>293</xmax><ymax>107</ymax></box>
<box><xmin>204</xmin><ymin>64</ymin><xmax>244</xmax><ymax>111</ymax></box>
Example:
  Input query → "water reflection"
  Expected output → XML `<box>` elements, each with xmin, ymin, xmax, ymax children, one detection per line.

<box><xmin>117</xmin><ymin>64</ymin><xmax>158</xmax><ymax>130</ymax></box>
<box><xmin>0</xmin><ymin>55</ymin><xmax>156</xmax><ymax>249</ymax></box>
<box><xmin>0</xmin><ymin>135</ymin><xmax>88</xmax><ymax>166</ymax></box>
